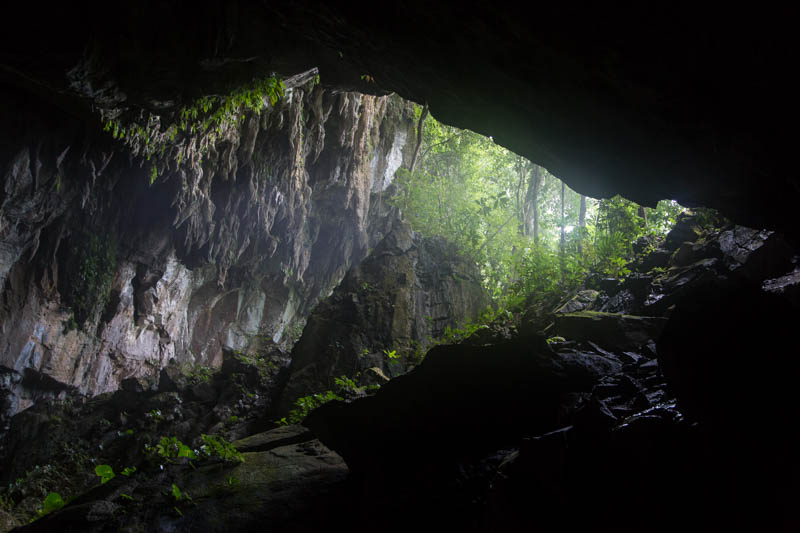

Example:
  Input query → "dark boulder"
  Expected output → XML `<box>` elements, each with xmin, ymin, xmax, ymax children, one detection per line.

<box><xmin>658</xmin><ymin>278</ymin><xmax>800</xmax><ymax>429</ymax></box>
<box><xmin>552</xmin><ymin>311</ymin><xmax>667</xmax><ymax>352</ymax></box>
<box><xmin>663</xmin><ymin>214</ymin><xmax>701</xmax><ymax>251</ymax></box>
<box><xmin>303</xmin><ymin>334</ymin><xmax>623</xmax><ymax>480</ymax></box>
<box><xmin>763</xmin><ymin>268</ymin><xmax>800</xmax><ymax>308</ymax></box>
<box><xmin>719</xmin><ymin>226</ymin><xmax>795</xmax><ymax>282</ymax></box>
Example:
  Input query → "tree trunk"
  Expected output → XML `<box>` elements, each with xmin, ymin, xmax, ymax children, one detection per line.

<box><xmin>524</xmin><ymin>165</ymin><xmax>542</xmax><ymax>242</ymax></box>
<box><xmin>578</xmin><ymin>194</ymin><xmax>586</xmax><ymax>254</ymax></box>
<box><xmin>560</xmin><ymin>180</ymin><xmax>566</xmax><ymax>280</ymax></box>
<box><xmin>408</xmin><ymin>103</ymin><xmax>429</xmax><ymax>173</ymax></box>
<box><xmin>515</xmin><ymin>156</ymin><xmax>527</xmax><ymax>233</ymax></box>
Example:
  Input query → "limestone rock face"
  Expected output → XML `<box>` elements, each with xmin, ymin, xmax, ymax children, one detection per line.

<box><xmin>279</xmin><ymin>221</ymin><xmax>490</xmax><ymax>408</ymax></box>
<box><xmin>0</xmin><ymin>74</ymin><xmax>416</xmax><ymax>420</ymax></box>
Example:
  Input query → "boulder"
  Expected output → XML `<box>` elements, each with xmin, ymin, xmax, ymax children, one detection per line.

<box><xmin>658</xmin><ymin>278</ymin><xmax>800</xmax><ymax>429</ymax></box>
<box><xmin>719</xmin><ymin>226</ymin><xmax>795</xmax><ymax>281</ymax></box>
<box><xmin>663</xmin><ymin>214</ymin><xmax>701</xmax><ymax>251</ymax></box>
<box><xmin>278</xmin><ymin>222</ymin><xmax>489</xmax><ymax>410</ymax></box>
<box><xmin>553</xmin><ymin>311</ymin><xmax>667</xmax><ymax>352</ymax></box>
<box><xmin>554</xmin><ymin>290</ymin><xmax>599</xmax><ymax>314</ymax></box>
<box><xmin>304</xmin><ymin>334</ymin><xmax>625</xmax><ymax>479</ymax></box>
<box><xmin>671</xmin><ymin>239</ymin><xmax>722</xmax><ymax>268</ymax></box>
<box><xmin>763</xmin><ymin>268</ymin><xmax>800</xmax><ymax>308</ymax></box>
<box><xmin>157</xmin><ymin>362</ymin><xmax>190</xmax><ymax>393</ymax></box>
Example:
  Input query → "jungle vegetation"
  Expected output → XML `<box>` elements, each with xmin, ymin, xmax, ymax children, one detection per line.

<box><xmin>389</xmin><ymin>109</ymin><xmax>686</xmax><ymax>309</ymax></box>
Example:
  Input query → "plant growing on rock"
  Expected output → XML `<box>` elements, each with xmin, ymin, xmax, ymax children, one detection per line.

<box><xmin>94</xmin><ymin>465</ymin><xmax>115</xmax><ymax>484</ymax></box>
<box><xmin>199</xmin><ymin>434</ymin><xmax>244</xmax><ymax>464</ymax></box>
<box><xmin>63</xmin><ymin>231</ymin><xmax>118</xmax><ymax>330</ymax></box>
<box><xmin>145</xmin><ymin>436</ymin><xmax>196</xmax><ymax>464</ymax></box>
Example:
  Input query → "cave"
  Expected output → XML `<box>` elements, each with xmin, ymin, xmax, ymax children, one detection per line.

<box><xmin>1</xmin><ymin>3</ymin><xmax>798</xmax><ymax>532</ymax></box>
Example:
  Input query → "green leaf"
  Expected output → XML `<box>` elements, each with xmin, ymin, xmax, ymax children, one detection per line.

<box><xmin>42</xmin><ymin>492</ymin><xmax>65</xmax><ymax>514</ymax></box>
<box><xmin>95</xmin><ymin>464</ymin><xmax>115</xmax><ymax>484</ymax></box>
<box><xmin>177</xmin><ymin>444</ymin><xmax>197</xmax><ymax>459</ymax></box>
<box><xmin>171</xmin><ymin>483</ymin><xmax>182</xmax><ymax>501</ymax></box>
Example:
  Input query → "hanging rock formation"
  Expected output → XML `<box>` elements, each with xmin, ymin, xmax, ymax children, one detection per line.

<box><xmin>1</xmin><ymin>3</ymin><xmax>798</xmax><ymax>236</ymax></box>
<box><xmin>0</xmin><ymin>72</ymin><xmax>417</xmax><ymax>422</ymax></box>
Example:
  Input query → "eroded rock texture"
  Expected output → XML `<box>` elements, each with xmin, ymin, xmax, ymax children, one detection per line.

<box><xmin>279</xmin><ymin>221</ymin><xmax>490</xmax><ymax>407</ymax></box>
<box><xmin>0</xmin><ymin>73</ymin><xmax>417</xmax><ymax>420</ymax></box>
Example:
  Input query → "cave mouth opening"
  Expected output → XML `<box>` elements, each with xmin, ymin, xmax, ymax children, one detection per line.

<box><xmin>1</xmin><ymin>13</ymin><xmax>799</xmax><ymax>528</ymax></box>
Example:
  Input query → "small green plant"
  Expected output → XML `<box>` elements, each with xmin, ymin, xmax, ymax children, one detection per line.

<box><xmin>276</xmin><ymin>374</ymin><xmax>369</xmax><ymax>426</ymax></box>
<box><xmin>546</xmin><ymin>336</ymin><xmax>566</xmax><ymax>345</ymax></box>
<box><xmin>333</xmin><ymin>376</ymin><xmax>359</xmax><ymax>390</ymax></box>
<box><xmin>146</xmin><ymin>409</ymin><xmax>164</xmax><ymax>422</ymax></box>
<box><xmin>383</xmin><ymin>348</ymin><xmax>399</xmax><ymax>360</ymax></box>
<box><xmin>280</xmin><ymin>390</ymin><xmax>343</xmax><ymax>425</ymax></box>
<box><xmin>199</xmin><ymin>434</ymin><xmax>244</xmax><ymax>464</ymax></box>
<box><xmin>234</xmin><ymin>350</ymin><xmax>279</xmax><ymax>381</ymax></box>
<box><xmin>94</xmin><ymin>464</ymin><xmax>115</xmax><ymax>484</ymax></box>
<box><xmin>182</xmin><ymin>363</ymin><xmax>214</xmax><ymax>384</ymax></box>
<box><xmin>226</xmin><ymin>475</ymin><xmax>240</xmax><ymax>487</ymax></box>
<box><xmin>145</xmin><ymin>436</ymin><xmax>196</xmax><ymax>463</ymax></box>
<box><xmin>34</xmin><ymin>492</ymin><xmax>65</xmax><ymax>519</ymax></box>
<box><xmin>120</xmin><ymin>493</ymin><xmax>135</xmax><ymax>501</ymax></box>
<box><xmin>120</xmin><ymin>466</ymin><xmax>137</xmax><ymax>477</ymax></box>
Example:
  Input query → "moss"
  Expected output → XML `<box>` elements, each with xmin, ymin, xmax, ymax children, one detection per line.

<box><xmin>63</xmin><ymin>231</ymin><xmax>118</xmax><ymax>331</ymax></box>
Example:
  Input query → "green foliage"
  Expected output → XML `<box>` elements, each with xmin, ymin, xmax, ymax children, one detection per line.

<box><xmin>199</xmin><ymin>434</ymin><xmax>244</xmax><ymax>464</ymax></box>
<box><xmin>94</xmin><ymin>465</ymin><xmax>115</xmax><ymax>485</ymax></box>
<box><xmin>281</xmin><ymin>390</ymin><xmax>343</xmax><ymax>425</ymax></box>
<box><xmin>692</xmin><ymin>206</ymin><xmax>727</xmax><ymax>231</ymax></box>
<box><xmin>41</xmin><ymin>492</ymin><xmax>65</xmax><ymax>515</ymax></box>
<box><xmin>171</xmin><ymin>483</ymin><xmax>191</xmax><ymax>502</ymax></box>
<box><xmin>101</xmin><ymin>75</ymin><xmax>285</xmax><ymax>180</ymax></box>
<box><xmin>181</xmin><ymin>363</ymin><xmax>214</xmax><ymax>384</ymax></box>
<box><xmin>145</xmin><ymin>436</ymin><xmax>196</xmax><ymax>463</ymax></box>
<box><xmin>390</xmin><ymin>114</ymin><xmax>689</xmax><ymax>312</ymax></box>
<box><xmin>65</xmin><ymin>232</ymin><xmax>118</xmax><ymax>330</ymax></box>
<box><xmin>120</xmin><ymin>466</ymin><xmax>137</xmax><ymax>477</ymax></box>
<box><xmin>235</xmin><ymin>350</ymin><xmax>278</xmax><ymax>381</ymax></box>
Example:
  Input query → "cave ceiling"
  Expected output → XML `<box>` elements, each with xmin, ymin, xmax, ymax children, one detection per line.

<box><xmin>1</xmin><ymin>2</ymin><xmax>797</xmax><ymax>236</ymax></box>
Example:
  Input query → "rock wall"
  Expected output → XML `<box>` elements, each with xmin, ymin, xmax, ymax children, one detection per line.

<box><xmin>279</xmin><ymin>221</ymin><xmax>490</xmax><ymax>408</ymax></box>
<box><xmin>0</xmin><ymin>72</ymin><xmax>417</xmax><ymax>421</ymax></box>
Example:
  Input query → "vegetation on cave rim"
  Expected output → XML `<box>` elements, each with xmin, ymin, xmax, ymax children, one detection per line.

<box><xmin>99</xmin><ymin>74</ymin><xmax>287</xmax><ymax>181</ymax></box>
<box><xmin>63</xmin><ymin>230</ymin><xmax>118</xmax><ymax>331</ymax></box>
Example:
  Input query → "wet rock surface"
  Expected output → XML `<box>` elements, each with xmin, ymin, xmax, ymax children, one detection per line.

<box><xmin>0</xmin><ymin>75</ymin><xmax>417</xmax><ymax>421</ymax></box>
<box><xmin>279</xmin><ymin>221</ymin><xmax>490</xmax><ymax>409</ymax></box>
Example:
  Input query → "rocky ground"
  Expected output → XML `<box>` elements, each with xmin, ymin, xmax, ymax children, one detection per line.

<box><xmin>1</xmin><ymin>213</ymin><xmax>798</xmax><ymax>532</ymax></box>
